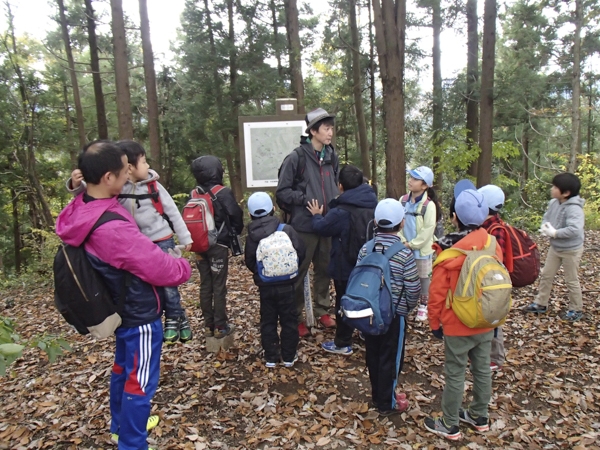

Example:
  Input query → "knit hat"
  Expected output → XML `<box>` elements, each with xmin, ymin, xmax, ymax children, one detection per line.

<box><xmin>375</xmin><ymin>198</ymin><xmax>405</xmax><ymax>228</ymax></box>
<box><xmin>305</xmin><ymin>108</ymin><xmax>336</xmax><ymax>134</ymax></box>
<box><xmin>455</xmin><ymin>189</ymin><xmax>487</xmax><ymax>226</ymax></box>
<box><xmin>407</xmin><ymin>166</ymin><xmax>434</xmax><ymax>187</ymax></box>
<box><xmin>478</xmin><ymin>185</ymin><xmax>505</xmax><ymax>211</ymax></box>
<box><xmin>248</xmin><ymin>192</ymin><xmax>273</xmax><ymax>218</ymax></box>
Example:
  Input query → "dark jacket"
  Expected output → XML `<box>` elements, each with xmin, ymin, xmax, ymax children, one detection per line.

<box><xmin>276</xmin><ymin>136</ymin><xmax>340</xmax><ymax>233</ymax></box>
<box><xmin>244</xmin><ymin>215</ymin><xmax>306</xmax><ymax>287</ymax></box>
<box><xmin>191</xmin><ymin>155</ymin><xmax>244</xmax><ymax>245</ymax></box>
<box><xmin>311</xmin><ymin>183</ymin><xmax>378</xmax><ymax>281</ymax></box>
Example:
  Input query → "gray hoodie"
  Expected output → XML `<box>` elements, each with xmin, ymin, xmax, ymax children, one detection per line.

<box><xmin>67</xmin><ymin>169</ymin><xmax>192</xmax><ymax>245</ymax></box>
<box><xmin>542</xmin><ymin>196</ymin><xmax>585</xmax><ymax>252</ymax></box>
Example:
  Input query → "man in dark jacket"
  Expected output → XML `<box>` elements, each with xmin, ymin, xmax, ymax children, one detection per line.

<box><xmin>276</xmin><ymin>108</ymin><xmax>340</xmax><ymax>337</ymax></box>
<box><xmin>307</xmin><ymin>165</ymin><xmax>377</xmax><ymax>355</ymax></box>
<box><xmin>191</xmin><ymin>155</ymin><xmax>244</xmax><ymax>339</ymax></box>
<box><xmin>244</xmin><ymin>192</ymin><xmax>306</xmax><ymax>367</ymax></box>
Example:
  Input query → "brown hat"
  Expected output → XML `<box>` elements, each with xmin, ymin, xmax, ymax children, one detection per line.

<box><xmin>305</xmin><ymin>108</ymin><xmax>335</xmax><ymax>134</ymax></box>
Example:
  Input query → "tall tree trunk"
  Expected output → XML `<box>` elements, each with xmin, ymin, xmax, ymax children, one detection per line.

<box><xmin>476</xmin><ymin>0</ymin><xmax>496</xmax><ymax>187</ymax></box>
<box><xmin>587</xmin><ymin>85</ymin><xmax>593</xmax><ymax>154</ymax></box>
<box><xmin>270</xmin><ymin>0</ymin><xmax>285</xmax><ymax>83</ymax></box>
<box><xmin>466</xmin><ymin>0</ymin><xmax>479</xmax><ymax>177</ymax></box>
<box><xmin>11</xmin><ymin>188</ymin><xmax>22</xmax><ymax>274</ymax></box>
<box><xmin>368</xmin><ymin>0</ymin><xmax>377</xmax><ymax>189</ymax></box>
<box><xmin>349</xmin><ymin>0</ymin><xmax>370</xmax><ymax>179</ymax></box>
<box><xmin>139</xmin><ymin>0</ymin><xmax>161</xmax><ymax>169</ymax></box>
<box><xmin>522</xmin><ymin>131</ymin><xmax>529</xmax><ymax>202</ymax></box>
<box><xmin>62</xmin><ymin>80</ymin><xmax>77</xmax><ymax>167</ymax></box>
<box><xmin>284</xmin><ymin>0</ymin><xmax>305</xmax><ymax>113</ymax></box>
<box><xmin>110</xmin><ymin>0</ymin><xmax>134</xmax><ymax>139</ymax></box>
<box><xmin>568</xmin><ymin>0</ymin><xmax>582</xmax><ymax>172</ymax></box>
<box><xmin>227</xmin><ymin>0</ymin><xmax>243</xmax><ymax>201</ymax></box>
<box><xmin>372</xmin><ymin>0</ymin><xmax>406</xmax><ymax>198</ymax></box>
<box><xmin>56</xmin><ymin>0</ymin><xmax>86</xmax><ymax>149</ymax></box>
<box><xmin>431</xmin><ymin>0</ymin><xmax>443</xmax><ymax>195</ymax></box>
<box><xmin>85</xmin><ymin>0</ymin><xmax>108</xmax><ymax>139</ymax></box>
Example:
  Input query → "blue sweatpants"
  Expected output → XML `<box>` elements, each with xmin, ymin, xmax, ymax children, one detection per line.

<box><xmin>110</xmin><ymin>319</ymin><xmax>162</xmax><ymax>450</ymax></box>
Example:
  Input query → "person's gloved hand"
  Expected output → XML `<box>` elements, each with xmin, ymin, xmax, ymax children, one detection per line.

<box><xmin>431</xmin><ymin>328</ymin><xmax>444</xmax><ymax>339</ymax></box>
<box><xmin>541</xmin><ymin>222</ymin><xmax>557</xmax><ymax>238</ymax></box>
<box><xmin>168</xmin><ymin>247</ymin><xmax>182</xmax><ymax>258</ymax></box>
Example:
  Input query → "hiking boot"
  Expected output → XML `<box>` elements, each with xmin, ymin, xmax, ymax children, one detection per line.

<box><xmin>424</xmin><ymin>416</ymin><xmax>461</xmax><ymax>441</ymax></box>
<box><xmin>164</xmin><ymin>318</ymin><xmax>179</xmax><ymax>344</ymax></box>
<box><xmin>321</xmin><ymin>341</ymin><xmax>353</xmax><ymax>355</ymax></box>
<box><xmin>561</xmin><ymin>310</ymin><xmax>583</xmax><ymax>322</ymax></box>
<box><xmin>110</xmin><ymin>415</ymin><xmax>160</xmax><ymax>444</ymax></box>
<box><xmin>179</xmin><ymin>314</ymin><xmax>193</xmax><ymax>343</ymax></box>
<box><xmin>416</xmin><ymin>304</ymin><xmax>428</xmax><ymax>321</ymax></box>
<box><xmin>522</xmin><ymin>302</ymin><xmax>547</xmax><ymax>314</ymax></box>
<box><xmin>459</xmin><ymin>408</ymin><xmax>490</xmax><ymax>432</ymax></box>
<box><xmin>204</xmin><ymin>326</ymin><xmax>214</xmax><ymax>338</ymax></box>
<box><xmin>490</xmin><ymin>362</ymin><xmax>502</xmax><ymax>372</ymax></box>
<box><xmin>319</xmin><ymin>314</ymin><xmax>336</xmax><ymax>328</ymax></box>
<box><xmin>214</xmin><ymin>323</ymin><xmax>234</xmax><ymax>339</ymax></box>
<box><xmin>298</xmin><ymin>322</ymin><xmax>310</xmax><ymax>337</ymax></box>
<box><xmin>283</xmin><ymin>353</ymin><xmax>298</xmax><ymax>368</ymax></box>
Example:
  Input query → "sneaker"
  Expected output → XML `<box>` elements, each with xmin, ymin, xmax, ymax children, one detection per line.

<box><xmin>204</xmin><ymin>326</ymin><xmax>214</xmax><ymax>338</ymax></box>
<box><xmin>459</xmin><ymin>408</ymin><xmax>490</xmax><ymax>432</ymax></box>
<box><xmin>283</xmin><ymin>353</ymin><xmax>298</xmax><ymax>368</ymax></box>
<box><xmin>319</xmin><ymin>314</ymin><xmax>336</xmax><ymax>328</ymax></box>
<box><xmin>379</xmin><ymin>401</ymin><xmax>409</xmax><ymax>416</ymax></box>
<box><xmin>358</xmin><ymin>331</ymin><xmax>365</xmax><ymax>341</ymax></box>
<box><xmin>298</xmin><ymin>322</ymin><xmax>310</xmax><ymax>337</ymax></box>
<box><xmin>321</xmin><ymin>340</ymin><xmax>353</xmax><ymax>355</ymax></box>
<box><xmin>424</xmin><ymin>416</ymin><xmax>462</xmax><ymax>441</ymax></box>
<box><xmin>164</xmin><ymin>318</ymin><xmax>179</xmax><ymax>344</ymax></box>
<box><xmin>179</xmin><ymin>314</ymin><xmax>193</xmax><ymax>343</ymax></box>
<box><xmin>110</xmin><ymin>415</ymin><xmax>159</xmax><ymax>443</ymax></box>
<box><xmin>416</xmin><ymin>304</ymin><xmax>428</xmax><ymax>321</ymax></box>
<box><xmin>522</xmin><ymin>302</ymin><xmax>547</xmax><ymax>314</ymax></box>
<box><xmin>265</xmin><ymin>361</ymin><xmax>278</xmax><ymax>368</ymax></box>
<box><xmin>561</xmin><ymin>310</ymin><xmax>583</xmax><ymax>322</ymax></box>
<box><xmin>490</xmin><ymin>362</ymin><xmax>502</xmax><ymax>372</ymax></box>
<box><xmin>214</xmin><ymin>324</ymin><xmax>234</xmax><ymax>339</ymax></box>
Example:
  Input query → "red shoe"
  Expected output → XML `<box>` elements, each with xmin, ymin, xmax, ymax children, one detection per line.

<box><xmin>396</xmin><ymin>392</ymin><xmax>407</xmax><ymax>402</ymax></box>
<box><xmin>319</xmin><ymin>314</ymin><xmax>336</xmax><ymax>328</ymax></box>
<box><xmin>298</xmin><ymin>322</ymin><xmax>310</xmax><ymax>337</ymax></box>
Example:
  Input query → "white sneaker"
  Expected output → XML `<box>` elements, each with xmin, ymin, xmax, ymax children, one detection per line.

<box><xmin>416</xmin><ymin>304</ymin><xmax>428</xmax><ymax>321</ymax></box>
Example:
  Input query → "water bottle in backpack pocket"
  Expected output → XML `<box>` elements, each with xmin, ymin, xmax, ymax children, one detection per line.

<box><xmin>340</xmin><ymin>240</ymin><xmax>405</xmax><ymax>335</ymax></box>
<box><xmin>256</xmin><ymin>224</ymin><xmax>299</xmax><ymax>282</ymax></box>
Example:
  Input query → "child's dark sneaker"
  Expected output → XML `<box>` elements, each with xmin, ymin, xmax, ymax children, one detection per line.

<box><xmin>164</xmin><ymin>318</ymin><xmax>179</xmax><ymax>344</ymax></box>
<box><xmin>214</xmin><ymin>323</ymin><xmax>234</xmax><ymax>339</ymax></box>
<box><xmin>321</xmin><ymin>341</ymin><xmax>353</xmax><ymax>355</ymax></box>
<box><xmin>424</xmin><ymin>416</ymin><xmax>462</xmax><ymax>441</ymax></box>
<box><xmin>459</xmin><ymin>408</ymin><xmax>490</xmax><ymax>432</ymax></box>
<box><xmin>265</xmin><ymin>360</ymin><xmax>277</xmax><ymax>368</ymax></box>
<box><xmin>560</xmin><ymin>310</ymin><xmax>583</xmax><ymax>322</ymax></box>
<box><xmin>522</xmin><ymin>302</ymin><xmax>547</xmax><ymax>314</ymax></box>
<box><xmin>204</xmin><ymin>326</ymin><xmax>214</xmax><ymax>338</ymax></box>
<box><xmin>179</xmin><ymin>314</ymin><xmax>192</xmax><ymax>342</ymax></box>
<box><xmin>283</xmin><ymin>353</ymin><xmax>298</xmax><ymax>368</ymax></box>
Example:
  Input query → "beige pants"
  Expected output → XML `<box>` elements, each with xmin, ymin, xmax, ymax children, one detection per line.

<box><xmin>535</xmin><ymin>246</ymin><xmax>583</xmax><ymax>311</ymax></box>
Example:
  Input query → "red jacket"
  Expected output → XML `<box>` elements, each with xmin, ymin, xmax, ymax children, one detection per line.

<box><xmin>428</xmin><ymin>228</ymin><xmax>502</xmax><ymax>336</ymax></box>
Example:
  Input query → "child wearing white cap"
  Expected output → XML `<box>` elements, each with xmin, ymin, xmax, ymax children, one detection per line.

<box><xmin>400</xmin><ymin>166</ymin><xmax>442</xmax><ymax>321</ymax></box>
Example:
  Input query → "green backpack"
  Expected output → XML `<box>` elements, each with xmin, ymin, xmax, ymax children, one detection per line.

<box><xmin>433</xmin><ymin>235</ymin><xmax>512</xmax><ymax>328</ymax></box>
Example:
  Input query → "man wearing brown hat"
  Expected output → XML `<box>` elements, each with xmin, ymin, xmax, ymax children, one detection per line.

<box><xmin>276</xmin><ymin>108</ymin><xmax>340</xmax><ymax>337</ymax></box>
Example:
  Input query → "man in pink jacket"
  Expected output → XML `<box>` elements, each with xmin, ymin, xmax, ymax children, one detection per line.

<box><xmin>56</xmin><ymin>140</ymin><xmax>191</xmax><ymax>450</ymax></box>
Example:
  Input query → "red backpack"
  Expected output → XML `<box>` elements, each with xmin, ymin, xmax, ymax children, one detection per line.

<box><xmin>183</xmin><ymin>185</ymin><xmax>225</xmax><ymax>253</ymax></box>
<box><xmin>488</xmin><ymin>221</ymin><xmax>540</xmax><ymax>287</ymax></box>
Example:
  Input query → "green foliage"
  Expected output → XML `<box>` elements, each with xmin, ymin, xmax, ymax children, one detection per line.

<box><xmin>576</xmin><ymin>154</ymin><xmax>600</xmax><ymax>230</ymax></box>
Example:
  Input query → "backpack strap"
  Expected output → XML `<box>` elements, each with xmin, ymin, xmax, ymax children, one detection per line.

<box><xmin>147</xmin><ymin>181</ymin><xmax>163</xmax><ymax>216</ymax></box>
<box><xmin>293</xmin><ymin>148</ymin><xmax>306</xmax><ymax>187</ymax></box>
<box><xmin>276</xmin><ymin>223</ymin><xmax>285</xmax><ymax>232</ymax></box>
<box><xmin>383</xmin><ymin>241</ymin><xmax>406</xmax><ymax>260</ymax></box>
<box><xmin>401</xmin><ymin>193</ymin><xmax>430</xmax><ymax>217</ymax></box>
<box><xmin>487</xmin><ymin>221</ymin><xmax>514</xmax><ymax>272</ymax></box>
<box><xmin>433</xmin><ymin>234</ymin><xmax>496</xmax><ymax>268</ymax></box>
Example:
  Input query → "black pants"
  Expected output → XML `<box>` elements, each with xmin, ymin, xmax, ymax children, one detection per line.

<box><xmin>196</xmin><ymin>244</ymin><xmax>229</xmax><ymax>329</ymax></box>
<box><xmin>364</xmin><ymin>315</ymin><xmax>407</xmax><ymax>411</ymax></box>
<box><xmin>260</xmin><ymin>284</ymin><xmax>299</xmax><ymax>363</ymax></box>
<box><xmin>333</xmin><ymin>280</ymin><xmax>354</xmax><ymax>348</ymax></box>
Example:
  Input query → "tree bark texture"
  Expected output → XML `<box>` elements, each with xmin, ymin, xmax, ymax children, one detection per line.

<box><xmin>568</xmin><ymin>0</ymin><xmax>582</xmax><ymax>172</ymax></box>
<box><xmin>477</xmin><ymin>0</ymin><xmax>496</xmax><ymax>187</ymax></box>
<box><xmin>227</xmin><ymin>0</ymin><xmax>243</xmax><ymax>201</ymax></box>
<box><xmin>466</xmin><ymin>0</ymin><xmax>479</xmax><ymax>177</ymax></box>
<box><xmin>368</xmin><ymin>0</ymin><xmax>377</xmax><ymax>189</ymax></box>
<box><xmin>84</xmin><ymin>0</ymin><xmax>108</xmax><ymax>139</ymax></box>
<box><xmin>57</xmin><ymin>0</ymin><xmax>86</xmax><ymax>149</ymax></box>
<box><xmin>270</xmin><ymin>0</ymin><xmax>285</xmax><ymax>83</ymax></box>
<box><xmin>62</xmin><ymin>81</ymin><xmax>77</xmax><ymax>167</ymax></box>
<box><xmin>431</xmin><ymin>0</ymin><xmax>443</xmax><ymax>195</ymax></box>
<box><xmin>284</xmin><ymin>0</ymin><xmax>305</xmax><ymax>113</ymax></box>
<box><xmin>110</xmin><ymin>0</ymin><xmax>134</xmax><ymax>139</ymax></box>
<box><xmin>349</xmin><ymin>0</ymin><xmax>370</xmax><ymax>179</ymax></box>
<box><xmin>139</xmin><ymin>0</ymin><xmax>162</xmax><ymax>170</ymax></box>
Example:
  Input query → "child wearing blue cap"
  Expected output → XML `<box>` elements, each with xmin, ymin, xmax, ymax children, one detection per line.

<box><xmin>400</xmin><ymin>166</ymin><xmax>442</xmax><ymax>321</ymax></box>
<box><xmin>244</xmin><ymin>192</ymin><xmax>306</xmax><ymax>368</ymax></box>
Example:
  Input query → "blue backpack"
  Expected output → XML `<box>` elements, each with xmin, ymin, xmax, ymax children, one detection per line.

<box><xmin>340</xmin><ymin>240</ymin><xmax>405</xmax><ymax>335</ymax></box>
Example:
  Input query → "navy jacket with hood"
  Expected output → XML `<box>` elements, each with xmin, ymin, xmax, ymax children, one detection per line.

<box><xmin>311</xmin><ymin>183</ymin><xmax>378</xmax><ymax>281</ymax></box>
<box><xmin>191</xmin><ymin>156</ymin><xmax>244</xmax><ymax>246</ymax></box>
<box><xmin>276</xmin><ymin>136</ymin><xmax>340</xmax><ymax>233</ymax></box>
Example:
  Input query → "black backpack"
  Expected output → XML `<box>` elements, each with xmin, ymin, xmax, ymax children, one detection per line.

<box><xmin>338</xmin><ymin>205</ymin><xmax>375</xmax><ymax>265</ymax></box>
<box><xmin>53</xmin><ymin>212</ymin><xmax>128</xmax><ymax>339</ymax></box>
<box><xmin>276</xmin><ymin>148</ymin><xmax>306</xmax><ymax>216</ymax></box>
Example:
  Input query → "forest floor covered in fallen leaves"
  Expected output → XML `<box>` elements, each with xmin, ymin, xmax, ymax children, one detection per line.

<box><xmin>1</xmin><ymin>233</ymin><xmax>600</xmax><ymax>450</ymax></box>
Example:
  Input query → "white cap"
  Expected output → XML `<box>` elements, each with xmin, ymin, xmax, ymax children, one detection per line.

<box><xmin>248</xmin><ymin>192</ymin><xmax>273</xmax><ymax>218</ymax></box>
<box><xmin>478</xmin><ymin>185</ymin><xmax>505</xmax><ymax>211</ymax></box>
<box><xmin>375</xmin><ymin>198</ymin><xmax>405</xmax><ymax>227</ymax></box>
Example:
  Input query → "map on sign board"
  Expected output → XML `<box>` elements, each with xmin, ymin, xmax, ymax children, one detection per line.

<box><xmin>243</xmin><ymin>120</ymin><xmax>305</xmax><ymax>188</ymax></box>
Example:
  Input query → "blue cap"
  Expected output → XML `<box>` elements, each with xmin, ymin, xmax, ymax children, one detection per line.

<box><xmin>248</xmin><ymin>192</ymin><xmax>273</xmax><ymax>218</ymax></box>
<box><xmin>455</xmin><ymin>189</ymin><xmax>487</xmax><ymax>226</ymax></box>
<box><xmin>375</xmin><ymin>198</ymin><xmax>405</xmax><ymax>227</ymax></box>
<box><xmin>453</xmin><ymin>179</ymin><xmax>476</xmax><ymax>199</ymax></box>
<box><xmin>407</xmin><ymin>166</ymin><xmax>434</xmax><ymax>187</ymax></box>
<box><xmin>478</xmin><ymin>185</ymin><xmax>505</xmax><ymax>211</ymax></box>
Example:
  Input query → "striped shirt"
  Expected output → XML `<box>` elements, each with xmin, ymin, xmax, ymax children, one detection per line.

<box><xmin>357</xmin><ymin>233</ymin><xmax>421</xmax><ymax>316</ymax></box>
